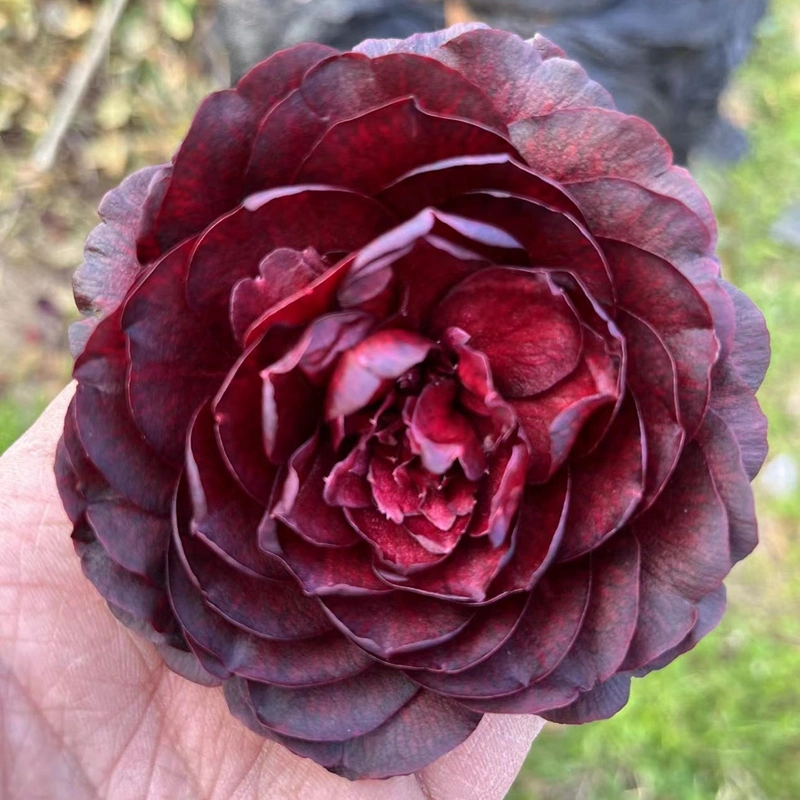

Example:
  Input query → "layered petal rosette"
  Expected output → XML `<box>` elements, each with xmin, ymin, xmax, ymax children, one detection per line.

<box><xmin>55</xmin><ymin>25</ymin><xmax>769</xmax><ymax>780</ymax></box>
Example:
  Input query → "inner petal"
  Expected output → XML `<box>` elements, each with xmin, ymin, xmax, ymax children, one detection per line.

<box><xmin>433</xmin><ymin>267</ymin><xmax>584</xmax><ymax>398</ymax></box>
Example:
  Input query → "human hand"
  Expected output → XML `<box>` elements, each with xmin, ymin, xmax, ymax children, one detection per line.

<box><xmin>0</xmin><ymin>385</ymin><xmax>542</xmax><ymax>800</ymax></box>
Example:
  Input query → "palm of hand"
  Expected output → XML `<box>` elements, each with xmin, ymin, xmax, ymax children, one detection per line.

<box><xmin>0</xmin><ymin>387</ymin><xmax>541</xmax><ymax>800</ymax></box>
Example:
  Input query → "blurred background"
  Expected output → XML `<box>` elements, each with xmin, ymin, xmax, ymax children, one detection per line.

<box><xmin>0</xmin><ymin>1</ymin><xmax>798</xmax><ymax>797</ymax></box>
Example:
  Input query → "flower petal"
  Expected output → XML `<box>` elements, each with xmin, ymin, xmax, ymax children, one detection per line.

<box><xmin>185</xmin><ymin>186</ymin><xmax>394</xmax><ymax>317</ymax></box>
<box><xmin>71</xmin><ymin>164</ymin><xmax>163</xmax><ymax>355</ymax></box>
<box><xmin>247</xmin><ymin>668</ymin><xmax>418</xmax><ymax>742</ymax></box>
<box><xmin>617</xmin><ymin>310</ymin><xmax>684</xmax><ymax>510</ymax></box>
<box><xmin>434</xmin><ymin>268</ymin><xmax>583</xmax><ymax>397</ymax></box>
<box><xmin>73</xmin><ymin>312</ymin><xmax>176</xmax><ymax>514</ymax></box>
<box><xmin>168</xmin><ymin>530</ymin><xmax>372</xmax><ymax>686</ymax></box>
<box><xmin>244</xmin><ymin>47</ymin><xmax>507</xmax><ymax>191</ymax></box>
<box><xmin>622</xmin><ymin>442</ymin><xmax>731</xmax><ymax>671</ymax></box>
<box><xmin>294</xmin><ymin>97</ymin><xmax>519</xmax><ymax>193</ymax></box>
<box><xmin>322</xmin><ymin>592</ymin><xmax>475</xmax><ymax>659</ymax></box>
<box><xmin>272</xmin><ymin>436</ymin><xmax>362</xmax><ymax>548</ymax></box>
<box><xmin>556</xmin><ymin>394</ymin><xmax>645</xmax><ymax>562</ymax></box>
<box><xmin>541</xmin><ymin>674</ymin><xmax>631</xmax><ymax>724</ymax></box>
<box><xmin>123</xmin><ymin>240</ymin><xmax>233</xmax><ymax>464</ymax></box>
<box><xmin>606</xmin><ymin>239</ymin><xmax>717</xmax><ymax>439</ymax></box>
<box><xmin>433</xmin><ymin>29</ymin><xmax>613</xmax><ymax>122</ymax></box>
<box><xmin>139</xmin><ymin>43</ymin><xmax>335</xmax><ymax>256</ymax></box>
<box><xmin>414</xmin><ymin>560</ymin><xmax>591</xmax><ymax>698</ymax></box>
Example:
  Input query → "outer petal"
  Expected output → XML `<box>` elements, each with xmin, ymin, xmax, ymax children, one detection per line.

<box><xmin>556</xmin><ymin>394</ymin><xmax>645</xmax><ymax>562</ymax></box>
<box><xmin>541</xmin><ymin>674</ymin><xmax>631</xmax><ymax>724</ymax></box>
<box><xmin>432</xmin><ymin>29</ymin><xmax>614</xmax><ymax>123</ymax></box>
<box><xmin>246</xmin><ymin>668</ymin><xmax>418</xmax><ymax>741</ymax></box>
<box><xmin>354</xmin><ymin>23</ymin><xmax>489</xmax><ymax>57</ymax></box>
<box><xmin>73</xmin><ymin>312</ymin><xmax>176</xmax><ymax>514</ymax></box>
<box><xmin>293</xmin><ymin>97</ymin><xmax>519</xmax><ymax>194</ymax></box>
<box><xmin>139</xmin><ymin>43</ymin><xmax>336</xmax><ymax>257</ymax></box>
<box><xmin>321</xmin><ymin>592</ymin><xmax>474</xmax><ymax>660</ymax></box>
<box><xmin>393</xmin><ymin>593</ymin><xmax>529</xmax><ymax>672</ymax></box>
<box><xmin>225</xmin><ymin>679</ymin><xmax>482</xmax><ymax>781</ymax></box>
<box><xmin>697</xmin><ymin>410</ymin><xmax>759</xmax><ymax>563</ymax></box>
<box><xmin>122</xmin><ymin>239</ymin><xmax>233</xmax><ymax>464</ymax></box>
<box><xmin>244</xmin><ymin>47</ymin><xmax>506</xmax><ymax>191</ymax></box>
<box><xmin>616</xmin><ymin>310</ymin><xmax>684</xmax><ymax>509</ymax></box>
<box><xmin>721</xmin><ymin>280</ymin><xmax>770</xmax><ymax>392</ymax></box>
<box><xmin>414</xmin><ymin>561</ymin><xmax>591</xmax><ymax>698</ymax></box>
<box><xmin>606</xmin><ymin>239</ymin><xmax>717</xmax><ymax>439</ymax></box>
<box><xmin>568</xmin><ymin>179</ymin><xmax>715</xmax><ymax>280</ymax></box>
<box><xmin>71</xmin><ymin>165</ymin><xmax>164</xmax><ymax>355</ymax></box>
<box><xmin>168</xmin><ymin>530</ymin><xmax>373</xmax><ymax>687</ymax></box>
<box><xmin>623</xmin><ymin>443</ymin><xmax>731</xmax><ymax>671</ymax></box>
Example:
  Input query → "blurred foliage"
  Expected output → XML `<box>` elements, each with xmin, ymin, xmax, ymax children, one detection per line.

<box><xmin>0</xmin><ymin>0</ymin><xmax>220</xmax><ymax>442</ymax></box>
<box><xmin>0</xmin><ymin>2</ymin><xmax>798</xmax><ymax>799</ymax></box>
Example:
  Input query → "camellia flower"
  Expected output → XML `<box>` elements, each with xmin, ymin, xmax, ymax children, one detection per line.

<box><xmin>55</xmin><ymin>24</ymin><xmax>769</xmax><ymax>780</ymax></box>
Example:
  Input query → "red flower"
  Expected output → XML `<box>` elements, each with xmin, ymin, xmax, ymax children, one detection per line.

<box><xmin>56</xmin><ymin>24</ymin><xmax>769</xmax><ymax>780</ymax></box>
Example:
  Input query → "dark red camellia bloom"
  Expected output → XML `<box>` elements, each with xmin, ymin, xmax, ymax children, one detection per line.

<box><xmin>55</xmin><ymin>24</ymin><xmax>769</xmax><ymax>780</ymax></box>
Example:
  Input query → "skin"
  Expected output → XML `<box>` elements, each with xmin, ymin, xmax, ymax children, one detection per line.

<box><xmin>0</xmin><ymin>385</ymin><xmax>543</xmax><ymax>800</ymax></box>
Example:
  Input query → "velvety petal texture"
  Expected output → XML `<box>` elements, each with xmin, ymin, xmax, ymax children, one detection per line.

<box><xmin>56</xmin><ymin>24</ymin><xmax>768</xmax><ymax>782</ymax></box>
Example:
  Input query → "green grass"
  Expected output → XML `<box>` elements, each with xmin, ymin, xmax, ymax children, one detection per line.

<box><xmin>0</xmin><ymin>395</ymin><xmax>49</xmax><ymax>455</ymax></box>
<box><xmin>513</xmin><ymin>2</ymin><xmax>800</xmax><ymax>797</ymax></box>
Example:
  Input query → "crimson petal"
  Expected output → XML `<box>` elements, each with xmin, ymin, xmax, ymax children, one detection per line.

<box><xmin>321</xmin><ymin>592</ymin><xmax>475</xmax><ymax>659</ymax></box>
<box><xmin>414</xmin><ymin>561</ymin><xmax>591</xmax><ymax>698</ymax></box>
<box><xmin>489</xmin><ymin>473</ymin><xmax>570</xmax><ymax>596</ymax></box>
<box><xmin>606</xmin><ymin>239</ymin><xmax>717</xmax><ymax>439</ymax></box>
<box><xmin>140</xmin><ymin>43</ymin><xmax>335</xmax><ymax>256</ymax></box>
<box><xmin>617</xmin><ymin>310</ymin><xmax>684</xmax><ymax>510</ymax></box>
<box><xmin>123</xmin><ymin>240</ymin><xmax>232</xmax><ymax>464</ymax></box>
<box><xmin>709</xmin><ymin>357</ymin><xmax>769</xmax><ymax>481</ymax></box>
<box><xmin>443</xmin><ymin>192</ymin><xmax>614</xmax><ymax>306</ymax></box>
<box><xmin>247</xmin><ymin>668</ymin><xmax>418</xmax><ymax>741</ymax></box>
<box><xmin>229</xmin><ymin>247</ymin><xmax>327</xmax><ymax>345</ymax></box>
<box><xmin>511</xmin><ymin>108</ymin><xmax>671</xmax><ymax>185</ymax></box>
<box><xmin>541</xmin><ymin>674</ymin><xmax>631</xmax><ymax>724</ymax></box>
<box><xmin>294</xmin><ymin>97</ymin><xmax>519</xmax><ymax>193</ymax></box>
<box><xmin>186</xmin><ymin>404</ymin><xmax>281</xmax><ymax>576</ymax></box>
<box><xmin>569</xmin><ymin>179</ymin><xmax>715</xmax><ymax>280</ymax></box>
<box><xmin>73</xmin><ymin>312</ymin><xmax>176</xmax><ymax>514</ymax></box>
<box><xmin>71</xmin><ymin>164</ymin><xmax>163</xmax><ymax>354</ymax></box>
<box><xmin>185</xmin><ymin>186</ymin><xmax>394</xmax><ymax>316</ymax></box>
<box><xmin>394</xmin><ymin>593</ymin><xmax>528</xmax><ymax>672</ymax></box>
<box><xmin>430</xmin><ymin>29</ymin><xmax>612</xmax><ymax>120</ymax></box>
<box><xmin>435</xmin><ymin>268</ymin><xmax>583</xmax><ymax>397</ymax></box>
<box><xmin>244</xmin><ymin>47</ymin><xmax>506</xmax><ymax>191</ymax></box>
<box><xmin>74</xmin><ymin>533</ymin><xmax>173</xmax><ymax>633</ymax></box>
<box><xmin>379</xmin><ymin>153</ymin><xmax>583</xmax><ymax>222</ymax></box>
<box><xmin>697</xmin><ymin>410</ymin><xmax>759</xmax><ymax>563</ymax></box>
<box><xmin>326</xmin><ymin>329</ymin><xmax>433</xmax><ymax>420</ymax></box>
<box><xmin>633</xmin><ymin>585</ymin><xmax>726</xmax><ymax>677</ymax></box>
<box><xmin>548</xmin><ymin>531</ymin><xmax>640</xmax><ymax>690</ymax></box>
<box><xmin>721</xmin><ymin>280</ymin><xmax>770</xmax><ymax>392</ymax></box>
<box><xmin>272</xmin><ymin>436</ymin><xmax>361</xmax><ymax>548</ymax></box>
<box><xmin>623</xmin><ymin>443</ymin><xmax>731</xmax><ymax>671</ymax></box>
<box><xmin>168</xmin><ymin>531</ymin><xmax>372</xmax><ymax>686</ymax></box>
<box><xmin>557</xmin><ymin>395</ymin><xmax>645</xmax><ymax>562</ymax></box>
<box><xmin>260</xmin><ymin>521</ymin><xmax>391</xmax><ymax>596</ymax></box>
<box><xmin>177</xmin><ymin>525</ymin><xmax>331</xmax><ymax>641</ymax></box>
